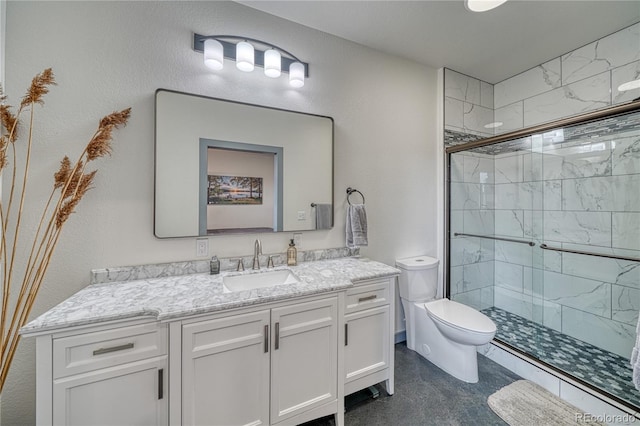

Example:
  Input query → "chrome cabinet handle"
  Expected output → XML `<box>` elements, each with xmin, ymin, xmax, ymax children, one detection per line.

<box><xmin>92</xmin><ymin>342</ymin><xmax>134</xmax><ymax>356</ymax></box>
<box><xmin>345</xmin><ymin>324</ymin><xmax>348</xmax><ymax>346</ymax></box>
<box><xmin>158</xmin><ymin>369</ymin><xmax>164</xmax><ymax>400</ymax></box>
<box><xmin>275</xmin><ymin>322</ymin><xmax>280</xmax><ymax>350</ymax></box>
<box><xmin>264</xmin><ymin>325</ymin><xmax>269</xmax><ymax>353</ymax></box>
<box><xmin>358</xmin><ymin>295</ymin><xmax>377</xmax><ymax>303</ymax></box>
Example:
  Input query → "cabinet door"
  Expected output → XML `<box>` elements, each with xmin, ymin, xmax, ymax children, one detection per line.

<box><xmin>182</xmin><ymin>310</ymin><xmax>270</xmax><ymax>426</ymax></box>
<box><xmin>344</xmin><ymin>305</ymin><xmax>390</xmax><ymax>387</ymax></box>
<box><xmin>270</xmin><ymin>297</ymin><xmax>338</xmax><ymax>424</ymax></box>
<box><xmin>53</xmin><ymin>357</ymin><xmax>167</xmax><ymax>426</ymax></box>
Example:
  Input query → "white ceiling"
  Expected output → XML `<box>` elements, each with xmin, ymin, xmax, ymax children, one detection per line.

<box><xmin>239</xmin><ymin>0</ymin><xmax>640</xmax><ymax>84</ymax></box>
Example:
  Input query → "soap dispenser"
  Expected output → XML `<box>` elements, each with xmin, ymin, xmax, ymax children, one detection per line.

<box><xmin>287</xmin><ymin>239</ymin><xmax>297</xmax><ymax>266</ymax></box>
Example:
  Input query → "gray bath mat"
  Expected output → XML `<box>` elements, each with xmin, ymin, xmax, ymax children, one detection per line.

<box><xmin>488</xmin><ymin>380</ymin><xmax>605</xmax><ymax>425</ymax></box>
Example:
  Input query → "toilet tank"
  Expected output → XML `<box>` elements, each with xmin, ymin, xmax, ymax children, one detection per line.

<box><xmin>395</xmin><ymin>255</ymin><xmax>439</xmax><ymax>302</ymax></box>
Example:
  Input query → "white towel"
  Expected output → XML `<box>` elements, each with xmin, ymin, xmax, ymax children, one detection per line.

<box><xmin>346</xmin><ymin>204</ymin><xmax>368</xmax><ymax>248</ymax></box>
<box><xmin>314</xmin><ymin>203</ymin><xmax>333</xmax><ymax>230</ymax></box>
<box><xmin>632</xmin><ymin>315</ymin><xmax>640</xmax><ymax>390</ymax></box>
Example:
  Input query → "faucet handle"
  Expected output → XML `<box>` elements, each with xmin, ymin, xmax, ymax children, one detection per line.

<box><xmin>236</xmin><ymin>258</ymin><xmax>245</xmax><ymax>272</ymax></box>
<box><xmin>267</xmin><ymin>255</ymin><xmax>274</xmax><ymax>268</ymax></box>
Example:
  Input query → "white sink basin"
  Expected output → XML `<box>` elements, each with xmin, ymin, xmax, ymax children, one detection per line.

<box><xmin>223</xmin><ymin>269</ymin><xmax>300</xmax><ymax>293</ymax></box>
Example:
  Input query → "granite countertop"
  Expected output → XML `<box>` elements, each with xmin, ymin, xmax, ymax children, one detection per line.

<box><xmin>21</xmin><ymin>257</ymin><xmax>399</xmax><ymax>335</ymax></box>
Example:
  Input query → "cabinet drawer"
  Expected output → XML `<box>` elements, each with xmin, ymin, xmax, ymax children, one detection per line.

<box><xmin>53</xmin><ymin>322</ymin><xmax>167</xmax><ymax>379</ymax></box>
<box><xmin>345</xmin><ymin>281</ymin><xmax>389</xmax><ymax>314</ymax></box>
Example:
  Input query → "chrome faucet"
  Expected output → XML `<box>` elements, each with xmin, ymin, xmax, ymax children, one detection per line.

<box><xmin>252</xmin><ymin>239</ymin><xmax>262</xmax><ymax>270</ymax></box>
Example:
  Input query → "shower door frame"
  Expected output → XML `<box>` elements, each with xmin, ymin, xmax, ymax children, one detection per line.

<box><xmin>444</xmin><ymin>98</ymin><xmax>640</xmax><ymax>412</ymax></box>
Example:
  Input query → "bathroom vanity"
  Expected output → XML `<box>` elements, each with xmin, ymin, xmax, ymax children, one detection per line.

<box><xmin>22</xmin><ymin>256</ymin><xmax>398</xmax><ymax>426</ymax></box>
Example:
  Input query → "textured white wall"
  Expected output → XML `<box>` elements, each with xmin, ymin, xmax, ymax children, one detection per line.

<box><xmin>3</xmin><ymin>1</ymin><xmax>438</xmax><ymax>423</ymax></box>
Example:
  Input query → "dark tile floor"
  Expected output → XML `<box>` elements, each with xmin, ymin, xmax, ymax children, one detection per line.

<box><xmin>303</xmin><ymin>342</ymin><xmax>520</xmax><ymax>426</ymax></box>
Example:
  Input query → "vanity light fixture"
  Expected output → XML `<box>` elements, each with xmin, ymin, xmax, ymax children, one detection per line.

<box><xmin>465</xmin><ymin>0</ymin><xmax>509</xmax><ymax>12</ymax></box>
<box><xmin>194</xmin><ymin>34</ymin><xmax>309</xmax><ymax>87</ymax></box>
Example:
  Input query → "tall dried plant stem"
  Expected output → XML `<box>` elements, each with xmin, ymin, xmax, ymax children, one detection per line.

<box><xmin>0</xmin><ymin>105</ymin><xmax>23</xmax><ymax>354</ymax></box>
<box><xmin>0</xmin><ymin>69</ymin><xmax>130</xmax><ymax>392</ymax></box>
<box><xmin>2</xmin><ymin>107</ymin><xmax>36</xmax><ymax>339</ymax></box>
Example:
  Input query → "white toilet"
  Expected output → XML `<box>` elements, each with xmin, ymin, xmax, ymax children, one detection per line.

<box><xmin>396</xmin><ymin>255</ymin><xmax>496</xmax><ymax>383</ymax></box>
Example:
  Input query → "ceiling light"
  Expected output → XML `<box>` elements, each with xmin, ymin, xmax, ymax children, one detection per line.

<box><xmin>465</xmin><ymin>0</ymin><xmax>509</xmax><ymax>12</ymax></box>
<box><xmin>193</xmin><ymin>34</ymin><xmax>309</xmax><ymax>88</ymax></box>
<box><xmin>484</xmin><ymin>122</ymin><xmax>503</xmax><ymax>129</ymax></box>
<box><xmin>618</xmin><ymin>79</ymin><xmax>640</xmax><ymax>92</ymax></box>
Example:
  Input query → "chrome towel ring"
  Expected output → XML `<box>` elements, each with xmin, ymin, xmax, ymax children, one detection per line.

<box><xmin>346</xmin><ymin>187</ymin><xmax>365</xmax><ymax>205</ymax></box>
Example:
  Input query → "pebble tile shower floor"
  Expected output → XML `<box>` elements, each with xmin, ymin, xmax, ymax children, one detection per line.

<box><xmin>482</xmin><ymin>306</ymin><xmax>640</xmax><ymax>408</ymax></box>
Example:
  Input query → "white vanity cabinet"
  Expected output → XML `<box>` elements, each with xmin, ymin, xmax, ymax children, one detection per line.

<box><xmin>180</xmin><ymin>296</ymin><xmax>339</xmax><ymax>426</ymax></box>
<box><xmin>37</xmin><ymin>321</ymin><xmax>168</xmax><ymax>425</ymax></box>
<box><xmin>344</xmin><ymin>278</ymin><xmax>395</xmax><ymax>396</ymax></box>
<box><xmin>29</xmin><ymin>261</ymin><xmax>399</xmax><ymax>426</ymax></box>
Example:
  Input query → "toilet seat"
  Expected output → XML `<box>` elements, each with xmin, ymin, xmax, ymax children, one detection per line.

<box><xmin>425</xmin><ymin>299</ymin><xmax>496</xmax><ymax>335</ymax></box>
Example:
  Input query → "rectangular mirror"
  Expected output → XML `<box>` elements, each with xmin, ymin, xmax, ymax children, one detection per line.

<box><xmin>155</xmin><ymin>90</ymin><xmax>334</xmax><ymax>238</ymax></box>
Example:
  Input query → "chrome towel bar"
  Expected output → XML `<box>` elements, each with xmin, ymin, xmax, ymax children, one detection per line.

<box><xmin>540</xmin><ymin>244</ymin><xmax>640</xmax><ymax>262</ymax></box>
<box><xmin>453</xmin><ymin>232</ymin><xmax>535</xmax><ymax>246</ymax></box>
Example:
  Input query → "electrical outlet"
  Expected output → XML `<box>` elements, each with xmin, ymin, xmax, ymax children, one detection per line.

<box><xmin>293</xmin><ymin>233</ymin><xmax>302</xmax><ymax>248</ymax></box>
<box><xmin>196</xmin><ymin>238</ymin><xmax>209</xmax><ymax>257</ymax></box>
<box><xmin>297</xmin><ymin>210</ymin><xmax>306</xmax><ymax>220</ymax></box>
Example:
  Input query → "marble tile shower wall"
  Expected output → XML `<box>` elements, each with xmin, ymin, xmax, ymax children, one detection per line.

<box><xmin>444</xmin><ymin>69</ymin><xmax>495</xmax><ymax>138</ymax></box>
<box><xmin>444</xmin><ymin>23</ymin><xmax>640</xmax><ymax>139</ymax></box>
<box><xmin>494</xmin><ymin>22</ymin><xmax>640</xmax><ymax>133</ymax></box>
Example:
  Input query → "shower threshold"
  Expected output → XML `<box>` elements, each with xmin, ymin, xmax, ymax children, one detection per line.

<box><xmin>482</xmin><ymin>307</ymin><xmax>640</xmax><ymax>410</ymax></box>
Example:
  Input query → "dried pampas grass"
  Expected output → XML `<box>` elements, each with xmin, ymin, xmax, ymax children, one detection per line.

<box><xmin>0</xmin><ymin>69</ymin><xmax>131</xmax><ymax>392</ymax></box>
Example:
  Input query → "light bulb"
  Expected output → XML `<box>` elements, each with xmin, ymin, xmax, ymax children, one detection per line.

<box><xmin>264</xmin><ymin>49</ymin><xmax>281</xmax><ymax>78</ymax></box>
<box><xmin>289</xmin><ymin>62</ymin><xmax>305</xmax><ymax>88</ymax></box>
<box><xmin>203</xmin><ymin>39</ymin><xmax>224</xmax><ymax>71</ymax></box>
<box><xmin>236</xmin><ymin>41</ymin><xmax>254</xmax><ymax>72</ymax></box>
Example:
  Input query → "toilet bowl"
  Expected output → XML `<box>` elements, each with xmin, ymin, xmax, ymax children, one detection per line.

<box><xmin>396</xmin><ymin>255</ymin><xmax>497</xmax><ymax>383</ymax></box>
<box><xmin>425</xmin><ymin>298</ymin><xmax>496</xmax><ymax>346</ymax></box>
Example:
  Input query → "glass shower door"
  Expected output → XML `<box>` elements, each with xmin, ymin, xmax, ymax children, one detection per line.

<box><xmin>448</xmin><ymin>139</ymin><xmax>540</xmax><ymax>355</ymax></box>
<box><xmin>485</xmin><ymin>135</ymin><xmax>543</xmax><ymax>359</ymax></box>
<box><xmin>447</xmin><ymin>103</ymin><xmax>640</xmax><ymax>410</ymax></box>
<box><xmin>538</xmin><ymin>112</ymin><xmax>640</xmax><ymax>407</ymax></box>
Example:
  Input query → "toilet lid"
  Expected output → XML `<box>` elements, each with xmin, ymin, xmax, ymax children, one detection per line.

<box><xmin>395</xmin><ymin>255</ymin><xmax>439</xmax><ymax>270</ymax></box>
<box><xmin>425</xmin><ymin>299</ymin><xmax>496</xmax><ymax>334</ymax></box>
